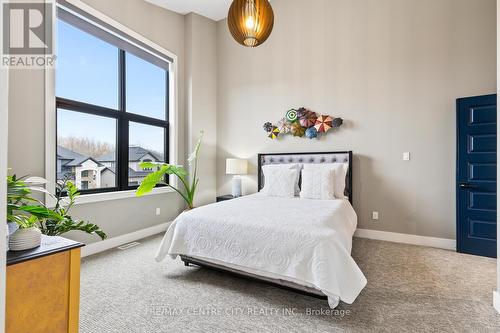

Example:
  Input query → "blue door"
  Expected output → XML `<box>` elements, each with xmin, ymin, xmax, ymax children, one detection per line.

<box><xmin>457</xmin><ymin>94</ymin><xmax>497</xmax><ymax>258</ymax></box>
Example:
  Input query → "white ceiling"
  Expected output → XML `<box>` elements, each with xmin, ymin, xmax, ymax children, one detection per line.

<box><xmin>145</xmin><ymin>0</ymin><xmax>233</xmax><ymax>21</ymax></box>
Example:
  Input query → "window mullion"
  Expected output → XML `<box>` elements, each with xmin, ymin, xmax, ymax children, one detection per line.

<box><xmin>56</xmin><ymin>97</ymin><xmax>120</xmax><ymax>118</ymax></box>
<box><xmin>117</xmin><ymin>49</ymin><xmax>128</xmax><ymax>190</ymax></box>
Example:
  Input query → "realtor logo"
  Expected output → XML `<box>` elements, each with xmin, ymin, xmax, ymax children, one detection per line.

<box><xmin>2</xmin><ymin>1</ymin><xmax>55</xmax><ymax>68</ymax></box>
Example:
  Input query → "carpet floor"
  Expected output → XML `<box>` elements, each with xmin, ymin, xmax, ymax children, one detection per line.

<box><xmin>80</xmin><ymin>234</ymin><xmax>499</xmax><ymax>333</ymax></box>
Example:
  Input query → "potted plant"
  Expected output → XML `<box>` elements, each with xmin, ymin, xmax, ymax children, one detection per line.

<box><xmin>38</xmin><ymin>177</ymin><xmax>107</xmax><ymax>239</ymax></box>
<box><xmin>136</xmin><ymin>132</ymin><xmax>203</xmax><ymax>210</ymax></box>
<box><xmin>6</xmin><ymin>174</ymin><xmax>106</xmax><ymax>251</ymax></box>
<box><xmin>7</xmin><ymin>175</ymin><xmax>49</xmax><ymax>251</ymax></box>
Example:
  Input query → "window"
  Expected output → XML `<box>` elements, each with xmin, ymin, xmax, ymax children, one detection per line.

<box><xmin>128</xmin><ymin>122</ymin><xmax>165</xmax><ymax>185</ymax></box>
<box><xmin>56</xmin><ymin>8</ymin><xmax>170</xmax><ymax>194</ymax></box>
<box><xmin>56</xmin><ymin>20</ymin><xmax>118</xmax><ymax>109</ymax></box>
<box><xmin>57</xmin><ymin>109</ymin><xmax>117</xmax><ymax>190</ymax></box>
<box><xmin>126</xmin><ymin>53</ymin><xmax>166</xmax><ymax>120</ymax></box>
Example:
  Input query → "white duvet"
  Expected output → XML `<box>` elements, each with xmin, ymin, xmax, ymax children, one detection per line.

<box><xmin>156</xmin><ymin>193</ymin><xmax>367</xmax><ymax>308</ymax></box>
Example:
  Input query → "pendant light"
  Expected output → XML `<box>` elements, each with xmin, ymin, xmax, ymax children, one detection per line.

<box><xmin>227</xmin><ymin>0</ymin><xmax>274</xmax><ymax>48</ymax></box>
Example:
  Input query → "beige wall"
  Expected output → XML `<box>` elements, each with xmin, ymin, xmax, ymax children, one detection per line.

<box><xmin>216</xmin><ymin>0</ymin><xmax>497</xmax><ymax>239</ymax></box>
<box><xmin>7</xmin><ymin>0</ymin><xmax>188</xmax><ymax>244</ymax></box>
<box><xmin>7</xmin><ymin>0</ymin><xmax>497</xmax><ymax>244</ymax></box>
<box><xmin>185</xmin><ymin>13</ymin><xmax>218</xmax><ymax>207</ymax></box>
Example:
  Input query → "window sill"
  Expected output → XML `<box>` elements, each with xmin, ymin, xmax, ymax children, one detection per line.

<box><xmin>73</xmin><ymin>186</ymin><xmax>175</xmax><ymax>205</ymax></box>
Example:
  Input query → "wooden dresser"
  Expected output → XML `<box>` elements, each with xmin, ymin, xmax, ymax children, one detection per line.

<box><xmin>6</xmin><ymin>235</ymin><xmax>84</xmax><ymax>333</ymax></box>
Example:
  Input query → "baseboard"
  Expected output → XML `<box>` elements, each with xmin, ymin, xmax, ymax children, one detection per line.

<box><xmin>494</xmin><ymin>291</ymin><xmax>500</xmax><ymax>314</ymax></box>
<box><xmin>354</xmin><ymin>228</ymin><xmax>456</xmax><ymax>251</ymax></box>
<box><xmin>81</xmin><ymin>222</ymin><xmax>171</xmax><ymax>257</ymax></box>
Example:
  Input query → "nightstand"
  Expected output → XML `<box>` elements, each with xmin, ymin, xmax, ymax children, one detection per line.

<box><xmin>216</xmin><ymin>195</ymin><xmax>236</xmax><ymax>202</ymax></box>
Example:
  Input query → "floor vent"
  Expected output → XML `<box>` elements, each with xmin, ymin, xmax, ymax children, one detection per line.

<box><xmin>117</xmin><ymin>242</ymin><xmax>141</xmax><ymax>250</ymax></box>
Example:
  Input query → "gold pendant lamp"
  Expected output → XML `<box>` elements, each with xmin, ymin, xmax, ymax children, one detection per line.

<box><xmin>227</xmin><ymin>0</ymin><xmax>274</xmax><ymax>47</ymax></box>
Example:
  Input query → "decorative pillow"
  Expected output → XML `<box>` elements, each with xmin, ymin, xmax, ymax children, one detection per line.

<box><xmin>300</xmin><ymin>168</ymin><xmax>335</xmax><ymax>200</ymax></box>
<box><xmin>303</xmin><ymin>163</ymin><xmax>349</xmax><ymax>199</ymax></box>
<box><xmin>261</xmin><ymin>168</ymin><xmax>298</xmax><ymax>198</ymax></box>
<box><xmin>261</xmin><ymin>163</ymin><xmax>302</xmax><ymax>195</ymax></box>
<box><xmin>333</xmin><ymin>163</ymin><xmax>349</xmax><ymax>199</ymax></box>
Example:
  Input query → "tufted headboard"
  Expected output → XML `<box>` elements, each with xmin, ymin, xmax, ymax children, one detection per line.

<box><xmin>257</xmin><ymin>151</ymin><xmax>353</xmax><ymax>204</ymax></box>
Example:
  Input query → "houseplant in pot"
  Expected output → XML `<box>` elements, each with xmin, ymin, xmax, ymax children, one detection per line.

<box><xmin>8</xmin><ymin>215</ymin><xmax>42</xmax><ymax>251</ymax></box>
<box><xmin>6</xmin><ymin>174</ymin><xmax>107</xmax><ymax>251</ymax></box>
<box><xmin>7</xmin><ymin>175</ymin><xmax>52</xmax><ymax>250</ymax></box>
<box><xmin>38</xmin><ymin>177</ymin><xmax>107</xmax><ymax>239</ymax></box>
<box><xmin>136</xmin><ymin>132</ymin><xmax>203</xmax><ymax>210</ymax></box>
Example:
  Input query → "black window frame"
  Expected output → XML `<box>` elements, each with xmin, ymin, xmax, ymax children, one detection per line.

<box><xmin>56</xmin><ymin>14</ymin><xmax>170</xmax><ymax>195</ymax></box>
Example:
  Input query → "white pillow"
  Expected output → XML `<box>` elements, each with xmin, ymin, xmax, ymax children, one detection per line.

<box><xmin>261</xmin><ymin>168</ymin><xmax>298</xmax><ymax>198</ymax></box>
<box><xmin>303</xmin><ymin>163</ymin><xmax>349</xmax><ymax>199</ymax></box>
<box><xmin>300</xmin><ymin>168</ymin><xmax>335</xmax><ymax>200</ymax></box>
<box><xmin>261</xmin><ymin>163</ymin><xmax>302</xmax><ymax>195</ymax></box>
<box><xmin>334</xmin><ymin>163</ymin><xmax>349</xmax><ymax>199</ymax></box>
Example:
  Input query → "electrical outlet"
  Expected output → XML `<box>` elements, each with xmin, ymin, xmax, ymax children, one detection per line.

<box><xmin>372</xmin><ymin>211</ymin><xmax>379</xmax><ymax>220</ymax></box>
<box><xmin>155</xmin><ymin>208</ymin><xmax>161</xmax><ymax>216</ymax></box>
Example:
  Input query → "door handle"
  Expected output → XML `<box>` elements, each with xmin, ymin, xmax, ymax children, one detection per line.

<box><xmin>459</xmin><ymin>182</ymin><xmax>477</xmax><ymax>189</ymax></box>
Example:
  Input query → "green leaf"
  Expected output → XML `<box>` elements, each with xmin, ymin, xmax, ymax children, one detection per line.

<box><xmin>139</xmin><ymin>161</ymin><xmax>159</xmax><ymax>170</ymax></box>
<box><xmin>166</xmin><ymin>165</ymin><xmax>188</xmax><ymax>178</ymax></box>
<box><xmin>137</xmin><ymin>131</ymin><xmax>203</xmax><ymax>209</ymax></box>
<box><xmin>7</xmin><ymin>172</ymin><xmax>107</xmax><ymax>240</ymax></box>
<box><xmin>18</xmin><ymin>205</ymin><xmax>62</xmax><ymax>219</ymax></box>
<box><xmin>66</xmin><ymin>181</ymin><xmax>79</xmax><ymax>201</ymax></box>
<box><xmin>42</xmin><ymin>216</ymin><xmax>107</xmax><ymax>240</ymax></box>
<box><xmin>136</xmin><ymin>165</ymin><xmax>170</xmax><ymax>196</ymax></box>
<box><xmin>10</xmin><ymin>215</ymin><xmax>38</xmax><ymax>228</ymax></box>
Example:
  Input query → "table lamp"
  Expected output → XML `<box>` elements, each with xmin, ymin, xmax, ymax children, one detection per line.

<box><xmin>226</xmin><ymin>158</ymin><xmax>248</xmax><ymax>197</ymax></box>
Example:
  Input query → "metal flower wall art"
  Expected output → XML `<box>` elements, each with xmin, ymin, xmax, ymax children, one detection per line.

<box><xmin>263</xmin><ymin>107</ymin><xmax>343</xmax><ymax>140</ymax></box>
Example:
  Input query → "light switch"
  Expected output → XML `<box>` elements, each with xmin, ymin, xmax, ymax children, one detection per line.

<box><xmin>403</xmin><ymin>152</ymin><xmax>411</xmax><ymax>161</ymax></box>
<box><xmin>372</xmin><ymin>211</ymin><xmax>379</xmax><ymax>220</ymax></box>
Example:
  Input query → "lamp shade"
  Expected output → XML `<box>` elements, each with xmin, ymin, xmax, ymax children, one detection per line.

<box><xmin>227</xmin><ymin>0</ymin><xmax>274</xmax><ymax>47</ymax></box>
<box><xmin>226</xmin><ymin>158</ymin><xmax>248</xmax><ymax>175</ymax></box>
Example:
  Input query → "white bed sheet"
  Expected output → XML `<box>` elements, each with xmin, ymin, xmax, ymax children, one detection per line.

<box><xmin>156</xmin><ymin>193</ymin><xmax>367</xmax><ymax>308</ymax></box>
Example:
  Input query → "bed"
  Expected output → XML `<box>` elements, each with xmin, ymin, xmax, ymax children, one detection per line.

<box><xmin>155</xmin><ymin>152</ymin><xmax>367</xmax><ymax>308</ymax></box>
